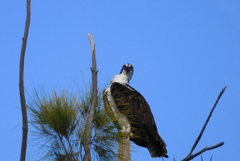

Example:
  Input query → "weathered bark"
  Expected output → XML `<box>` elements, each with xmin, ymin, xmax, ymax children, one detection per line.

<box><xmin>118</xmin><ymin>134</ymin><xmax>130</xmax><ymax>161</ymax></box>
<box><xmin>83</xmin><ymin>34</ymin><xmax>98</xmax><ymax>161</ymax></box>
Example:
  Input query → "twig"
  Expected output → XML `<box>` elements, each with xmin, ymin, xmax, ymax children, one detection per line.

<box><xmin>83</xmin><ymin>34</ymin><xmax>98</xmax><ymax>161</ymax></box>
<box><xmin>183</xmin><ymin>142</ymin><xmax>224</xmax><ymax>161</ymax></box>
<box><xmin>66</xmin><ymin>137</ymin><xmax>77</xmax><ymax>161</ymax></box>
<box><xmin>58</xmin><ymin>135</ymin><xmax>68</xmax><ymax>157</ymax></box>
<box><xmin>189</xmin><ymin>86</ymin><xmax>226</xmax><ymax>154</ymax></box>
<box><xmin>210</xmin><ymin>155</ymin><xmax>213</xmax><ymax>161</ymax></box>
<box><xmin>19</xmin><ymin>0</ymin><xmax>31</xmax><ymax>160</ymax></box>
<box><xmin>182</xmin><ymin>86</ymin><xmax>226</xmax><ymax>161</ymax></box>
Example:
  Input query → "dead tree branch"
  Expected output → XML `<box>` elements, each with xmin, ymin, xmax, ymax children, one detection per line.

<box><xmin>19</xmin><ymin>0</ymin><xmax>31</xmax><ymax>160</ymax></box>
<box><xmin>183</xmin><ymin>142</ymin><xmax>224</xmax><ymax>161</ymax></box>
<box><xmin>182</xmin><ymin>86</ymin><xmax>226</xmax><ymax>161</ymax></box>
<box><xmin>83</xmin><ymin>34</ymin><xmax>98</xmax><ymax>161</ymax></box>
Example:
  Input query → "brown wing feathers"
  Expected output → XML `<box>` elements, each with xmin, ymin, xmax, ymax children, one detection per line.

<box><xmin>110</xmin><ymin>82</ymin><xmax>168</xmax><ymax>158</ymax></box>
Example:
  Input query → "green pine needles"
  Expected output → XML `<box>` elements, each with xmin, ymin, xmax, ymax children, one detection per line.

<box><xmin>28</xmin><ymin>87</ymin><xmax>118</xmax><ymax>161</ymax></box>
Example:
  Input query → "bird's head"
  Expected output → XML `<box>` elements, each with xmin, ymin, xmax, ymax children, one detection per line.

<box><xmin>119</xmin><ymin>63</ymin><xmax>134</xmax><ymax>81</ymax></box>
<box><xmin>111</xmin><ymin>63</ymin><xmax>134</xmax><ymax>84</ymax></box>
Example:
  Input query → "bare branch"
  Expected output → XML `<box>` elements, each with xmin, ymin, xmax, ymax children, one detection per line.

<box><xmin>182</xmin><ymin>142</ymin><xmax>224</xmax><ymax>161</ymax></box>
<box><xmin>189</xmin><ymin>86</ymin><xmax>226</xmax><ymax>155</ymax></box>
<box><xmin>182</xmin><ymin>86</ymin><xmax>226</xmax><ymax>161</ymax></box>
<box><xmin>83</xmin><ymin>34</ymin><xmax>98</xmax><ymax>161</ymax></box>
<box><xmin>19</xmin><ymin>0</ymin><xmax>31</xmax><ymax>160</ymax></box>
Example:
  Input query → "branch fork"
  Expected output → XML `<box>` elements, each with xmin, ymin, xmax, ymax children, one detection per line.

<box><xmin>182</xmin><ymin>86</ymin><xmax>226</xmax><ymax>161</ymax></box>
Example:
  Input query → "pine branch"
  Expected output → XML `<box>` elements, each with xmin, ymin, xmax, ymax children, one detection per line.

<box><xmin>19</xmin><ymin>0</ymin><xmax>31</xmax><ymax>160</ymax></box>
<box><xmin>66</xmin><ymin>137</ymin><xmax>77</xmax><ymax>161</ymax></box>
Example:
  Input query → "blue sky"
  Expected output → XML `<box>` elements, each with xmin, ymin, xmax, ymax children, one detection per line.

<box><xmin>1</xmin><ymin>0</ymin><xmax>240</xmax><ymax>160</ymax></box>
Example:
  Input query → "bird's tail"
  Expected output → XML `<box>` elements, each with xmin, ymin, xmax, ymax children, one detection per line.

<box><xmin>147</xmin><ymin>136</ymin><xmax>168</xmax><ymax>158</ymax></box>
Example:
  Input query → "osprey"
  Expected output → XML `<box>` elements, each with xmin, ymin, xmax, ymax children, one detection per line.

<box><xmin>103</xmin><ymin>63</ymin><xmax>168</xmax><ymax>158</ymax></box>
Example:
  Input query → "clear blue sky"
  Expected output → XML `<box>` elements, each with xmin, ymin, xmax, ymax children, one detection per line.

<box><xmin>1</xmin><ymin>0</ymin><xmax>240</xmax><ymax>160</ymax></box>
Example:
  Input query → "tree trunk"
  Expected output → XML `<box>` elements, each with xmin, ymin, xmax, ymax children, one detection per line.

<box><xmin>118</xmin><ymin>135</ymin><xmax>130</xmax><ymax>161</ymax></box>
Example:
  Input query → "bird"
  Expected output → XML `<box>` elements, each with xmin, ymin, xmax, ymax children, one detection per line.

<box><xmin>103</xmin><ymin>63</ymin><xmax>168</xmax><ymax>158</ymax></box>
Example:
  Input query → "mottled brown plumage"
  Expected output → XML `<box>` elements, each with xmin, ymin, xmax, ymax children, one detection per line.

<box><xmin>105</xmin><ymin>82</ymin><xmax>168</xmax><ymax>158</ymax></box>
